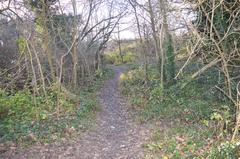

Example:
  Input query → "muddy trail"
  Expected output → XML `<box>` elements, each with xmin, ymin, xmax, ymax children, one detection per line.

<box><xmin>1</xmin><ymin>66</ymin><xmax>150</xmax><ymax>159</ymax></box>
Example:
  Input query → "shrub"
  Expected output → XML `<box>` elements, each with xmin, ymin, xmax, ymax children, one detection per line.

<box><xmin>121</xmin><ymin>64</ymin><xmax>237</xmax><ymax>158</ymax></box>
<box><xmin>105</xmin><ymin>51</ymin><xmax>136</xmax><ymax>65</ymax></box>
<box><xmin>0</xmin><ymin>87</ymin><xmax>78</xmax><ymax>142</ymax></box>
<box><xmin>120</xmin><ymin>67</ymin><xmax>145</xmax><ymax>89</ymax></box>
<box><xmin>105</xmin><ymin>52</ymin><xmax>122</xmax><ymax>65</ymax></box>
<box><xmin>209</xmin><ymin>141</ymin><xmax>240</xmax><ymax>159</ymax></box>
<box><xmin>0</xmin><ymin>68</ymin><xmax>113</xmax><ymax>144</ymax></box>
<box><xmin>123</xmin><ymin>52</ymin><xmax>135</xmax><ymax>63</ymax></box>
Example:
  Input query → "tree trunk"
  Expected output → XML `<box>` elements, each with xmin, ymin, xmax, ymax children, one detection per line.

<box><xmin>71</xmin><ymin>0</ymin><xmax>78</xmax><ymax>88</ymax></box>
<box><xmin>158</xmin><ymin>0</ymin><xmax>175</xmax><ymax>86</ymax></box>
<box><xmin>148</xmin><ymin>0</ymin><xmax>161</xmax><ymax>73</ymax></box>
<box><xmin>117</xmin><ymin>25</ymin><xmax>124</xmax><ymax>63</ymax></box>
<box><xmin>72</xmin><ymin>33</ymin><xmax>78</xmax><ymax>88</ymax></box>
<box><xmin>129</xmin><ymin>0</ymin><xmax>148</xmax><ymax>82</ymax></box>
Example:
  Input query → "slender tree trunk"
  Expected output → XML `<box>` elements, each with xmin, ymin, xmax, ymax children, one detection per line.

<box><xmin>158</xmin><ymin>0</ymin><xmax>175</xmax><ymax>85</ymax></box>
<box><xmin>117</xmin><ymin>25</ymin><xmax>124</xmax><ymax>63</ymax></box>
<box><xmin>71</xmin><ymin>0</ymin><xmax>78</xmax><ymax>88</ymax></box>
<box><xmin>41</xmin><ymin>3</ymin><xmax>55</xmax><ymax>81</ymax></box>
<box><xmin>129</xmin><ymin>0</ymin><xmax>148</xmax><ymax>82</ymax></box>
<box><xmin>148</xmin><ymin>0</ymin><xmax>161</xmax><ymax>72</ymax></box>
<box><xmin>72</xmin><ymin>33</ymin><xmax>78</xmax><ymax>88</ymax></box>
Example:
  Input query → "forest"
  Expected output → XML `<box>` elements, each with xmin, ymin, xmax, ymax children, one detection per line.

<box><xmin>0</xmin><ymin>0</ymin><xmax>240</xmax><ymax>158</ymax></box>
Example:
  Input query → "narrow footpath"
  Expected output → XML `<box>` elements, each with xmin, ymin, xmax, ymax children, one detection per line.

<box><xmin>1</xmin><ymin>66</ymin><xmax>149</xmax><ymax>159</ymax></box>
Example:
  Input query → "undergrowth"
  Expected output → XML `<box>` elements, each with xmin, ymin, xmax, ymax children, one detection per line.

<box><xmin>120</xmin><ymin>64</ymin><xmax>239</xmax><ymax>158</ymax></box>
<box><xmin>0</xmin><ymin>68</ymin><xmax>114</xmax><ymax>148</ymax></box>
<box><xmin>105</xmin><ymin>51</ymin><xmax>136</xmax><ymax>65</ymax></box>
<box><xmin>104</xmin><ymin>44</ymin><xmax>136</xmax><ymax>65</ymax></box>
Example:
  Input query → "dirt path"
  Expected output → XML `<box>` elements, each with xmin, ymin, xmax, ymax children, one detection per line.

<box><xmin>1</xmin><ymin>66</ymin><xmax>149</xmax><ymax>159</ymax></box>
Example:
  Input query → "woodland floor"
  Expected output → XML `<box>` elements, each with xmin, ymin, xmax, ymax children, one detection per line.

<box><xmin>1</xmin><ymin>66</ymin><xmax>152</xmax><ymax>159</ymax></box>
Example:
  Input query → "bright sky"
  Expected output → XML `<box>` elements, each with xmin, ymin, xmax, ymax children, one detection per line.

<box><xmin>58</xmin><ymin>0</ymin><xmax>136</xmax><ymax>39</ymax></box>
<box><xmin>0</xmin><ymin>0</ymin><xmax>194</xmax><ymax>40</ymax></box>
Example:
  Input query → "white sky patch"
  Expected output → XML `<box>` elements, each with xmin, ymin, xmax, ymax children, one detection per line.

<box><xmin>0</xmin><ymin>0</ymin><xmax>195</xmax><ymax>39</ymax></box>
<box><xmin>57</xmin><ymin>0</ymin><xmax>135</xmax><ymax>39</ymax></box>
<box><xmin>0</xmin><ymin>0</ymin><xmax>28</xmax><ymax>19</ymax></box>
<box><xmin>121</xmin><ymin>30</ymin><xmax>135</xmax><ymax>39</ymax></box>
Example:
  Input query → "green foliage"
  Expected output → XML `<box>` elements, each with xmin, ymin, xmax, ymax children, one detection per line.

<box><xmin>0</xmin><ymin>68</ymin><xmax>113</xmax><ymax>145</ymax></box>
<box><xmin>145</xmin><ymin>142</ymin><xmax>162</xmax><ymax>152</ymax></box>
<box><xmin>195</xmin><ymin>0</ymin><xmax>240</xmax><ymax>43</ymax></box>
<box><xmin>164</xmin><ymin>34</ymin><xmax>176</xmax><ymax>86</ymax></box>
<box><xmin>209</xmin><ymin>141</ymin><xmax>240</xmax><ymax>159</ymax></box>
<box><xmin>35</xmin><ymin>19</ymin><xmax>45</xmax><ymax>35</ymax></box>
<box><xmin>149</xmin><ymin>86</ymin><xmax>164</xmax><ymax>104</ymax></box>
<box><xmin>144</xmin><ymin>124</ymin><xmax>216</xmax><ymax>158</ymax></box>
<box><xmin>123</xmin><ymin>52</ymin><xmax>135</xmax><ymax>63</ymax></box>
<box><xmin>16</xmin><ymin>37</ymin><xmax>27</xmax><ymax>54</ymax></box>
<box><xmin>0</xmin><ymin>87</ymin><xmax>77</xmax><ymax>142</ymax></box>
<box><xmin>105</xmin><ymin>43</ymin><xmax>137</xmax><ymax>65</ymax></box>
<box><xmin>105</xmin><ymin>53</ymin><xmax>122</xmax><ymax>65</ymax></box>
<box><xmin>95</xmin><ymin>69</ymin><xmax>104</xmax><ymax>78</ymax></box>
<box><xmin>121</xmin><ymin>64</ymin><xmax>235</xmax><ymax>157</ymax></box>
<box><xmin>120</xmin><ymin>67</ymin><xmax>145</xmax><ymax>99</ymax></box>
<box><xmin>121</xmin><ymin>65</ymin><xmax>223</xmax><ymax>122</ymax></box>
<box><xmin>194</xmin><ymin>0</ymin><xmax>240</xmax><ymax>67</ymax></box>
<box><xmin>29</xmin><ymin>0</ymin><xmax>57</xmax><ymax>9</ymax></box>
<box><xmin>130</xmin><ymin>96</ymin><xmax>144</xmax><ymax>108</ymax></box>
<box><xmin>105</xmin><ymin>51</ymin><xmax>135</xmax><ymax>65</ymax></box>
